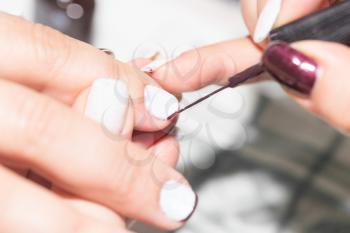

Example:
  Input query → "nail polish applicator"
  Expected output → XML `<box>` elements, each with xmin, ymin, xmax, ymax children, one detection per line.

<box><xmin>168</xmin><ymin>0</ymin><xmax>350</xmax><ymax>120</ymax></box>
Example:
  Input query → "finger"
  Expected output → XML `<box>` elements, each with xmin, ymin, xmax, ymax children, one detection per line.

<box><xmin>27</xmin><ymin>170</ymin><xmax>52</xmax><ymax>189</ymax></box>
<box><xmin>148</xmin><ymin>38</ymin><xmax>262</xmax><ymax>93</ymax></box>
<box><xmin>75</xmin><ymin>79</ymin><xmax>134</xmax><ymax>137</ymax></box>
<box><xmin>55</xmin><ymin>190</ymin><xmax>126</xmax><ymax>227</ymax></box>
<box><xmin>51</xmin><ymin>185</ymin><xmax>126</xmax><ymax>226</ymax></box>
<box><xmin>133</xmin><ymin>131</ymin><xmax>180</xmax><ymax>168</ymax></box>
<box><xmin>1</xmin><ymin>160</ymin><xmax>29</xmax><ymax>177</ymax></box>
<box><xmin>0</xmin><ymin>166</ymin><xmax>130</xmax><ymax>233</ymax></box>
<box><xmin>0</xmin><ymin>80</ymin><xmax>197</xmax><ymax>230</ymax></box>
<box><xmin>0</xmin><ymin>12</ymin><xmax>175</xmax><ymax>131</ymax></box>
<box><xmin>262</xmin><ymin>41</ymin><xmax>350</xmax><ymax>133</ymax></box>
<box><xmin>149</xmin><ymin>136</ymin><xmax>180</xmax><ymax>168</ymax></box>
<box><xmin>132</xmin><ymin>121</ymin><xmax>177</xmax><ymax>148</ymax></box>
<box><xmin>64</xmin><ymin>199</ymin><xmax>125</xmax><ymax>227</ymax></box>
<box><xmin>240</xmin><ymin>0</ymin><xmax>259</xmax><ymax>34</ymax></box>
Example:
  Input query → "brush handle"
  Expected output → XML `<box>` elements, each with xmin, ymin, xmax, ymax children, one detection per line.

<box><xmin>269</xmin><ymin>0</ymin><xmax>350</xmax><ymax>45</ymax></box>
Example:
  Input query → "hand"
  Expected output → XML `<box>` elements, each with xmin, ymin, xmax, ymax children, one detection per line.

<box><xmin>147</xmin><ymin>0</ymin><xmax>350</xmax><ymax>133</ymax></box>
<box><xmin>0</xmin><ymin>12</ymin><xmax>197</xmax><ymax>232</ymax></box>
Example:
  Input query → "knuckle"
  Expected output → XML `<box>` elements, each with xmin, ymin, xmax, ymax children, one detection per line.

<box><xmin>16</xmin><ymin>93</ymin><xmax>60</xmax><ymax>159</ymax></box>
<box><xmin>105</xmin><ymin>167</ymin><xmax>136</xmax><ymax>199</ymax></box>
<box><xmin>101</xmin><ymin>142</ymin><xmax>150</xmax><ymax>202</ymax></box>
<box><xmin>30</xmin><ymin>23</ymin><xmax>72</xmax><ymax>82</ymax></box>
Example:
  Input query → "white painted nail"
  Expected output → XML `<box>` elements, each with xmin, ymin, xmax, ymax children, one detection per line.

<box><xmin>85</xmin><ymin>79</ymin><xmax>129</xmax><ymax>135</ymax></box>
<box><xmin>144</xmin><ymin>85</ymin><xmax>179</xmax><ymax>120</ymax></box>
<box><xmin>141</xmin><ymin>59</ymin><xmax>170</xmax><ymax>73</ymax></box>
<box><xmin>253</xmin><ymin>0</ymin><xmax>282</xmax><ymax>43</ymax></box>
<box><xmin>160</xmin><ymin>180</ymin><xmax>197</xmax><ymax>222</ymax></box>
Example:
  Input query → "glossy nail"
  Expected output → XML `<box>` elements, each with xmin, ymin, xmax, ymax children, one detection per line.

<box><xmin>254</xmin><ymin>0</ymin><xmax>282</xmax><ymax>43</ymax></box>
<box><xmin>263</xmin><ymin>42</ymin><xmax>319</xmax><ymax>95</ymax></box>
<box><xmin>144</xmin><ymin>85</ymin><xmax>179</xmax><ymax>120</ymax></box>
<box><xmin>160</xmin><ymin>180</ymin><xmax>198</xmax><ymax>222</ymax></box>
<box><xmin>85</xmin><ymin>79</ymin><xmax>129</xmax><ymax>134</ymax></box>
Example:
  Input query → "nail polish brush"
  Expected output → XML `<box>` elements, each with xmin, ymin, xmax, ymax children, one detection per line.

<box><xmin>168</xmin><ymin>0</ymin><xmax>350</xmax><ymax>120</ymax></box>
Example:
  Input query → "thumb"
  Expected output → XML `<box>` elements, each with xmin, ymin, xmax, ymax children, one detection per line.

<box><xmin>262</xmin><ymin>41</ymin><xmax>350</xmax><ymax>133</ymax></box>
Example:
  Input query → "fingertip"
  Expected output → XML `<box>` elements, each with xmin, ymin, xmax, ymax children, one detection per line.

<box><xmin>159</xmin><ymin>180</ymin><xmax>198</xmax><ymax>223</ymax></box>
<box><xmin>144</xmin><ymin>85</ymin><xmax>180</xmax><ymax>121</ymax></box>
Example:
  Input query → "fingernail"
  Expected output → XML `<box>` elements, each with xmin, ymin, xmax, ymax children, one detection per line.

<box><xmin>141</xmin><ymin>59</ymin><xmax>170</xmax><ymax>73</ymax></box>
<box><xmin>144</xmin><ymin>85</ymin><xmax>179</xmax><ymax>120</ymax></box>
<box><xmin>254</xmin><ymin>0</ymin><xmax>282</xmax><ymax>43</ymax></box>
<box><xmin>85</xmin><ymin>79</ymin><xmax>129</xmax><ymax>134</ymax></box>
<box><xmin>160</xmin><ymin>180</ymin><xmax>198</xmax><ymax>222</ymax></box>
<box><xmin>263</xmin><ymin>42</ymin><xmax>319</xmax><ymax>95</ymax></box>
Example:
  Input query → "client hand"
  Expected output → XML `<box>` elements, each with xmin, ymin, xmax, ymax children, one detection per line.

<box><xmin>147</xmin><ymin>0</ymin><xmax>350</xmax><ymax>134</ymax></box>
<box><xmin>0</xmin><ymin>12</ymin><xmax>197</xmax><ymax>233</ymax></box>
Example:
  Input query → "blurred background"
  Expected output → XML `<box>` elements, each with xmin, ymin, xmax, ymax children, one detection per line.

<box><xmin>1</xmin><ymin>1</ymin><xmax>349</xmax><ymax>233</ymax></box>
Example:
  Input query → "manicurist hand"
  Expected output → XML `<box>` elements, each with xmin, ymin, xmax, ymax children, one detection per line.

<box><xmin>0</xmin><ymin>12</ymin><xmax>197</xmax><ymax>233</ymax></box>
<box><xmin>148</xmin><ymin>0</ymin><xmax>350</xmax><ymax>133</ymax></box>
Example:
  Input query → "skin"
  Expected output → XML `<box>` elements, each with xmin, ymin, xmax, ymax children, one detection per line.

<box><xmin>151</xmin><ymin>0</ymin><xmax>350</xmax><ymax>134</ymax></box>
<box><xmin>0</xmin><ymin>12</ymin><xmax>188</xmax><ymax>232</ymax></box>
<box><xmin>2</xmin><ymin>1</ymin><xmax>347</xmax><ymax>231</ymax></box>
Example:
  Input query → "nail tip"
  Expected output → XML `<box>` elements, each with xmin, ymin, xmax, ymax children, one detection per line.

<box><xmin>160</xmin><ymin>181</ymin><xmax>197</xmax><ymax>222</ymax></box>
<box><xmin>144</xmin><ymin>85</ymin><xmax>179</xmax><ymax>121</ymax></box>
<box><xmin>181</xmin><ymin>193</ymin><xmax>198</xmax><ymax>223</ymax></box>
<box><xmin>253</xmin><ymin>33</ymin><xmax>266</xmax><ymax>44</ymax></box>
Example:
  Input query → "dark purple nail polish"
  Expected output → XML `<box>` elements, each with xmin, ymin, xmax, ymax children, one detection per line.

<box><xmin>262</xmin><ymin>42</ymin><xmax>319</xmax><ymax>95</ymax></box>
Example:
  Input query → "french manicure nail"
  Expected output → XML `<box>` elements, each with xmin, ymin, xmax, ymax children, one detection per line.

<box><xmin>254</xmin><ymin>0</ymin><xmax>282</xmax><ymax>43</ymax></box>
<box><xmin>141</xmin><ymin>59</ymin><xmax>170</xmax><ymax>73</ymax></box>
<box><xmin>144</xmin><ymin>85</ymin><xmax>179</xmax><ymax>120</ymax></box>
<box><xmin>85</xmin><ymin>79</ymin><xmax>129</xmax><ymax>134</ymax></box>
<box><xmin>263</xmin><ymin>42</ymin><xmax>319</xmax><ymax>95</ymax></box>
<box><xmin>160</xmin><ymin>180</ymin><xmax>198</xmax><ymax>222</ymax></box>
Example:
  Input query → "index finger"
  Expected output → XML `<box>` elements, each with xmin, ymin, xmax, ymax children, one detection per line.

<box><xmin>149</xmin><ymin>0</ymin><xmax>332</xmax><ymax>93</ymax></box>
<box><xmin>0</xmin><ymin>12</ymin><xmax>176</xmax><ymax>131</ymax></box>
<box><xmin>149</xmin><ymin>38</ymin><xmax>262</xmax><ymax>93</ymax></box>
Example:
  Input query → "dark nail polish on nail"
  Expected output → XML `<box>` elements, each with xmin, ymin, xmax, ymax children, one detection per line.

<box><xmin>262</xmin><ymin>42</ymin><xmax>318</xmax><ymax>95</ymax></box>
